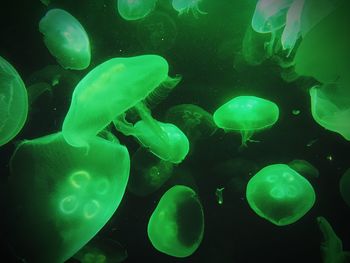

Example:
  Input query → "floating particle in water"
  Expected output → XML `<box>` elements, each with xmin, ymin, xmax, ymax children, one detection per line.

<box><xmin>215</xmin><ymin>187</ymin><xmax>224</xmax><ymax>205</ymax></box>
<box><xmin>292</xmin><ymin>109</ymin><xmax>300</xmax><ymax>115</ymax></box>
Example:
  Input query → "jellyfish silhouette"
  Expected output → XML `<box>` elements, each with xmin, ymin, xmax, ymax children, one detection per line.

<box><xmin>117</xmin><ymin>0</ymin><xmax>157</xmax><ymax>21</ymax></box>
<box><xmin>339</xmin><ymin>168</ymin><xmax>350</xmax><ymax>208</ymax></box>
<box><xmin>171</xmin><ymin>0</ymin><xmax>207</xmax><ymax>17</ymax></box>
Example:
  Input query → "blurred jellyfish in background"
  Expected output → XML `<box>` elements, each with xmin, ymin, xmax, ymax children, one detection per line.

<box><xmin>171</xmin><ymin>0</ymin><xmax>207</xmax><ymax>17</ymax></box>
<box><xmin>39</xmin><ymin>9</ymin><xmax>91</xmax><ymax>70</ymax></box>
<box><xmin>147</xmin><ymin>185</ymin><xmax>204</xmax><ymax>258</ymax></box>
<box><xmin>287</xmin><ymin>159</ymin><xmax>319</xmax><ymax>179</ymax></box>
<box><xmin>246</xmin><ymin>164</ymin><xmax>316</xmax><ymax>226</ymax></box>
<box><xmin>339</xmin><ymin>168</ymin><xmax>350</xmax><ymax>208</ymax></box>
<box><xmin>117</xmin><ymin>0</ymin><xmax>157</xmax><ymax>21</ymax></box>
<box><xmin>73</xmin><ymin>237</ymin><xmax>128</xmax><ymax>263</ymax></box>
<box><xmin>7</xmin><ymin>132</ymin><xmax>130</xmax><ymax>263</ymax></box>
<box><xmin>137</xmin><ymin>11</ymin><xmax>178</xmax><ymax>52</ymax></box>
<box><xmin>165</xmin><ymin>104</ymin><xmax>217</xmax><ymax>151</ymax></box>
<box><xmin>62</xmin><ymin>54</ymin><xmax>181</xmax><ymax>149</ymax></box>
<box><xmin>213</xmin><ymin>96</ymin><xmax>279</xmax><ymax>147</ymax></box>
<box><xmin>0</xmin><ymin>56</ymin><xmax>28</xmax><ymax>147</ymax></box>
<box><xmin>40</xmin><ymin>0</ymin><xmax>51</xmax><ymax>6</ymax></box>
<box><xmin>128</xmin><ymin>147</ymin><xmax>174</xmax><ymax>196</ymax></box>
<box><xmin>317</xmin><ymin>216</ymin><xmax>350</xmax><ymax>263</ymax></box>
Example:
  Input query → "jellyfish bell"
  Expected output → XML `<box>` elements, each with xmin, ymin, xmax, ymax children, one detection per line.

<box><xmin>0</xmin><ymin>56</ymin><xmax>28</xmax><ymax>147</ymax></box>
<box><xmin>39</xmin><ymin>9</ymin><xmax>91</xmax><ymax>70</ymax></box>
<box><xmin>246</xmin><ymin>164</ymin><xmax>316</xmax><ymax>226</ymax></box>
<box><xmin>62</xmin><ymin>54</ymin><xmax>181</xmax><ymax>149</ymax></box>
<box><xmin>339</xmin><ymin>168</ymin><xmax>350</xmax><ymax>207</ymax></box>
<box><xmin>117</xmin><ymin>0</ymin><xmax>157</xmax><ymax>21</ymax></box>
<box><xmin>213</xmin><ymin>96</ymin><xmax>279</xmax><ymax>147</ymax></box>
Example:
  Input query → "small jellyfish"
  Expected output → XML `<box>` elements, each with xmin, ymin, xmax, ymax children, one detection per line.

<box><xmin>172</xmin><ymin>0</ymin><xmax>207</xmax><ymax>17</ymax></box>
<box><xmin>62</xmin><ymin>54</ymin><xmax>181</xmax><ymax>149</ymax></box>
<box><xmin>339</xmin><ymin>168</ymin><xmax>350</xmax><ymax>207</ymax></box>
<box><xmin>309</xmin><ymin>82</ymin><xmax>350</xmax><ymax>141</ymax></box>
<box><xmin>7</xmin><ymin>132</ymin><xmax>130</xmax><ymax>263</ymax></box>
<box><xmin>74</xmin><ymin>237</ymin><xmax>128</xmax><ymax>263</ymax></box>
<box><xmin>215</xmin><ymin>187</ymin><xmax>224</xmax><ymax>205</ymax></box>
<box><xmin>246</xmin><ymin>164</ymin><xmax>316</xmax><ymax>226</ymax></box>
<box><xmin>0</xmin><ymin>56</ymin><xmax>28</xmax><ymax>147</ymax></box>
<box><xmin>213</xmin><ymin>96</ymin><xmax>279</xmax><ymax>147</ymax></box>
<box><xmin>117</xmin><ymin>0</ymin><xmax>157</xmax><ymax>21</ymax></box>
<box><xmin>27</xmin><ymin>82</ymin><xmax>52</xmax><ymax>106</ymax></box>
<box><xmin>40</xmin><ymin>0</ymin><xmax>51</xmax><ymax>6</ymax></box>
<box><xmin>128</xmin><ymin>147</ymin><xmax>174</xmax><ymax>196</ymax></box>
<box><xmin>287</xmin><ymin>159</ymin><xmax>319</xmax><ymax>179</ymax></box>
<box><xmin>39</xmin><ymin>9</ymin><xmax>91</xmax><ymax>70</ymax></box>
<box><xmin>136</xmin><ymin>11</ymin><xmax>177</xmax><ymax>52</ymax></box>
<box><xmin>147</xmin><ymin>185</ymin><xmax>204</xmax><ymax>258</ymax></box>
<box><xmin>165</xmin><ymin>104</ymin><xmax>217</xmax><ymax>143</ymax></box>
<box><xmin>317</xmin><ymin>216</ymin><xmax>350</xmax><ymax>263</ymax></box>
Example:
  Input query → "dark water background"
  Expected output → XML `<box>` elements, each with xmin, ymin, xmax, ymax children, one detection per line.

<box><xmin>1</xmin><ymin>0</ymin><xmax>350</xmax><ymax>262</ymax></box>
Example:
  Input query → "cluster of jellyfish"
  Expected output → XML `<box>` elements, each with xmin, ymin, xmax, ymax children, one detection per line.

<box><xmin>1</xmin><ymin>0</ymin><xmax>350</xmax><ymax>262</ymax></box>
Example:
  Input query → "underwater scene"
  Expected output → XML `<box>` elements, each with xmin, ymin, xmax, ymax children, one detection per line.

<box><xmin>1</xmin><ymin>0</ymin><xmax>350</xmax><ymax>262</ymax></box>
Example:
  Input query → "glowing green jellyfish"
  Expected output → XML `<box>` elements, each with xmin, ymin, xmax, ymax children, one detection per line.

<box><xmin>213</xmin><ymin>96</ymin><xmax>279</xmax><ymax>147</ymax></box>
<box><xmin>317</xmin><ymin>216</ymin><xmax>350</xmax><ymax>263</ymax></box>
<box><xmin>117</xmin><ymin>0</ymin><xmax>157</xmax><ymax>21</ymax></box>
<box><xmin>287</xmin><ymin>159</ymin><xmax>319</xmax><ymax>179</ymax></box>
<box><xmin>339</xmin><ymin>168</ymin><xmax>350</xmax><ymax>208</ymax></box>
<box><xmin>165</xmin><ymin>104</ymin><xmax>217</xmax><ymax>143</ymax></box>
<box><xmin>294</xmin><ymin>1</ymin><xmax>350</xmax><ymax>83</ymax></box>
<box><xmin>246</xmin><ymin>164</ymin><xmax>316</xmax><ymax>226</ymax></box>
<box><xmin>39</xmin><ymin>9</ymin><xmax>91</xmax><ymax>70</ymax></box>
<box><xmin>8</xmin><ymin>132</ymin><xmax>130</xmax><ymax>263</ymax></box>
<box><xmin>128</xmin><ymin>147</ymin><xmax>174</xmax><ymax>196</ymax></box>
<box><xmin>147</xmin><ymin>185</ymin><xmax>204</xmax><ymax>258</ymax></box>
<box><xmin>62</xmin><ymin>54</ymin><xmax>180</xmax><ymax>148</ymax></box>
<box><xmin>74</xmin><ymin>237</ymin><xmax>128</xmax><ymax>263</ymax></box>
<box><xmin>0</xmin><ymin>56</ymin><xmax>28</xmax><ymax>147</ymax></box>
<box><xmin>309</xmin><ymin>82</ymin><xmax>350</xmax><ymax>141</ymax></box>
<box><xmin>172</xmin><ymin>0</ymin><xmax>207</xmax><ymax>16</ymax></box>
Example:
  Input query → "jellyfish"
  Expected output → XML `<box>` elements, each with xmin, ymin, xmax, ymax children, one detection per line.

<box><xmin>294</xmin><ymin>1</ymin><xmax>350</xmax><ymax>83</ymax></box>
<box><xmin>339</xmin><ymin>168</ymin><xmax>350</xmax><ymax>207</ymax></box>
<box><xmin>0</xmin><ymin>56</ymin><xmax>28</xmax><ymax>147</ymax></box>
<box><xmin>7</xmin><ymin>132</ymin><xmax>130</xmax><ymax>263</ymax></box>
<box><xmin>40</xmin><ymin>0</ymin><xmax>51</xmax><ymax>6</ymax></box>
<box><xmin>136</xmin><ymin>11</ymin><xmax>177</xmax><ymax>52</ymax></box>
<box><xmin>287</xmin><ymin>159</ymin><xmax>319</xmax><ymax>179</ymax></box>
<box><xmin>73</xmin><ymin>237</ymin><xmax>128</xmax><ymax>263</ymax></box>
<box><xmin>171</xmin><ymin>0</ymin><xmax>207</xmax><ymax>17</ymax></box>
<box><xmin>309</xmin><ymin>82</ymin><xmax>350</xmax><ymax>141</ymax></box>
<box><xmin>251</xmin><ymin>0</ymin><xmax>294</xmax><ymax>56</ymax></box>
<box><xmin>215</xmin><ymin>187</ymin><xmax>224</xmax><ymax>205</ymax></box>
<box><xmin>281</xmin><ymin>0</ymin><xmax>305</xmax><ymax>56</ymax></box>
<box><xmin>213</xmin><ymin>96</ymin><xmax>279</xmax><ymax>147</ymax></box>
<box><xmin>128</xmin><ymin>147</ymin><xmax>174</xmax><ymax>196</ymax></box>
<box><xmin>246</xmin><ymin>164</ymin><xmax>316</xmax><ymax>226</ymax></box>
<box><xmin>317</xmin><ymin>216</ymin><xmax>350</xmax><ymax>263</ymax></box>
<box><xmin>62</xmin><ymin>54</ymin><xmax>181</xmax><ymax>149</ymax></box>
<box><xmin>39</xmin><ymin>9</ymin><xmax>91</xmax><ymax>70</ymax></box>
<box><xmin>147</xmin><ymin>185</ymin><xmax>204</xmax><ymax>258</ymax></box>
<box><xmin>165</xmin><ymin>104</ymin><xmax>217</xmax><ymax>143</ymax></box>
<box><xmin>27</xmin><ymin>82</ymin><xmax>52</xmax><ymax>106</ymax></box>
<box><xmin>117</xmin><ymin>0</ymin><xmax>157</xmax><ymax>21</ymax></box>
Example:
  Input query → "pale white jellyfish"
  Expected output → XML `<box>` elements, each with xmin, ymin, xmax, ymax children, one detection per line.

<box><xmin>172</xmin><ymin>0</ymin><xmax>207</xmax><ymax>17</ymax></box>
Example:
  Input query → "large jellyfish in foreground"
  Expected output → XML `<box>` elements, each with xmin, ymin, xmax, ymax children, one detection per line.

<box><xmin>74</xmin><ymin>237</ymin><xmax>128</xmax><ymax>263</ymax></box>
<box><xmin>7</xmin><ymin>132</ymin><xmax>130</xmax><ymax>263</ymax></box>
<box><xmin>171</xmin><ymin>0</ymin><xmax>207</xmax><ymax>17</ymax></box>
<box><xmin>0</xmin><ymin>56</ymin><xmax>28</xmax><ymax>147</ymax></box>
<box><xmin>309</xmin><ymin>81</ymin><xmax>350</xmax><ymax>141</ymax></box>
<box><xmin>339</xmin><ymin>168</ymin><xmax>350</xmax><ymax>208</ymax></box>
<box><xmin>246</xmin><ymin>164</ymin><xmax>316</xmax><ymax>226</ymax></box>
<box><xmin>147</xmin><ymin>185</ymin><xmax>204</xmax><ymax>257</ymax></box>
<box><xmin>117</xmin><ymin>0</ymin><xmax>157</xmax><ymax>21</ymax></box>
<box><xmin>39</xmin><ymin>9</ymin><xmax>91</xmax><ymax>70</ymax></box>
<box><xmin>62</xmin><ymin>54</ymin><xmax>181</xmax><ymax>149</ymax></box>
<box><xmin>128</xmin><ymin>147</ymin><xmax>174</xmax><ymax>196</ymax></box>
<box><xmin>294</xmin><ymin>1</ymin><xmax>350</xmax><ymax>83</ymax></box>
<box><xmin>213</xmin><ymin>96</ymin><xmax>279</xmax><ymax>147</ymax></box>
<box><xmin>165</xmin><ymin>104</ymin><xmax>217</xmax><ymax>145</ymax></box>
<box><xmin>317</xmin><ymin>216</ymin><xmax>350</xmax><ymax>263</ymax></box>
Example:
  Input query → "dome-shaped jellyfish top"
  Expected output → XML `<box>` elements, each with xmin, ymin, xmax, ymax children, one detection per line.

<box><xmin>213</xmin><ymin>96</ymin><xmax>279</xmax><ymax>132</ymax></box>
<box><xmin>62</xmin><ymin>54</ymin><xmax>172</xmax><ymax>147</ymax></box>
